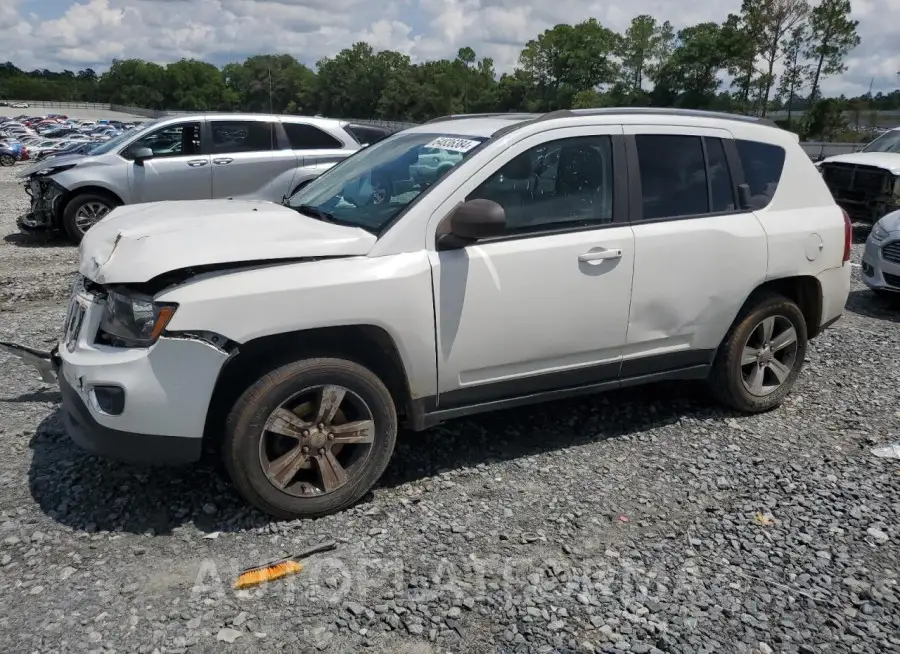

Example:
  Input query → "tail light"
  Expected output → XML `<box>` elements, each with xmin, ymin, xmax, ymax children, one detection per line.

<box><xmin>842</xmin><ymin>208</ymin><xmax>852</xmax><ymax>263</ymax></box>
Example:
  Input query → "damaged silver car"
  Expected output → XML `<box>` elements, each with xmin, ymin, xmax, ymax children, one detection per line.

<box><xmin>16</xmin><ymin>114</ymin><xmax>388</xmax><ymax>243</ymax></box>
<box><xmin>816</xmin><ymin>127</ymin><xmax>900</xmax><ymax>224</ymax></box>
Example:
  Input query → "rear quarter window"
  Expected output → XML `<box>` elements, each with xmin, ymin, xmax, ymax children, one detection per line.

<box><xmin>736</xmin><ymin>139</ymin><xmax>786</xmax><ymax>210</ymax></box>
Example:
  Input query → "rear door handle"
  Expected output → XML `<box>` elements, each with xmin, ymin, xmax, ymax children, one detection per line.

<box><xmin>213</xmin><ymin>158</ymin><xmax>233</xmax><ymax>165</ymax></box>
<box><xmin>578</xmin><ymin>248</ymin><xmax>623</xmax><ymax>264</ymax></box>
<box><xmin>187</xmin><ymin>159</ymin><xmax>209</xmax><ymax>167</ymax></box>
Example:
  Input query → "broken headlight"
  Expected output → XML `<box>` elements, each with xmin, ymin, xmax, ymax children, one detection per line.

<box><xmin>30</xmin><ymin>163</ymin><xmax>77</xmax><ymax>177</ymax></box>
<box><xmin>98</xmin><ymin>290</ymin><xmax>177</xmax><ymax>347</ymax></box>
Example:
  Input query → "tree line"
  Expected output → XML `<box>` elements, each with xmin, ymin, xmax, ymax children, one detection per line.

<box><xmin>2</xmin><ymin>0</ymin><xmax>898</xmax><ymax>140</ymax></box>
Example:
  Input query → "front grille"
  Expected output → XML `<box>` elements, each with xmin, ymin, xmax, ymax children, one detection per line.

<box><xmin>821</xmin><ymin>163</ymin><xmax>890</xmax><ymax>195</ymax></box>
<box><xmin>884</xmin><ymin>272</ymin><xmax>900</xmax><ymax>288</ymax></box>
<box><xmin>883</xmin><ymin>241</ymin><xmax>900</xmax><ymax>265</ymax></box>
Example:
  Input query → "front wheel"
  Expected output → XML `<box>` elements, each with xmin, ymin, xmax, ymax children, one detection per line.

<box><xmin>709</xmin><ymin>294</ymin><xmax>808</xmax><ymax>413</ymax></box>
<box><xmin>0</xmin><ymin>154</ymin><xmax>15</xmax><ymax>167</ymax></box>
<box><xmin>62</xmin><ymin>192</ymin><xmax>118</xmax><ymax>243</ymax></box>
<box><xmin>223</xmin><ymin>357</ymin><xmax>398</xmax><ymax>519</ymax></box>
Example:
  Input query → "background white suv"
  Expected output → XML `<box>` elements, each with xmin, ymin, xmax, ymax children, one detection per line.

<box><xmin>9</xmin><ymin>108</ymin><xmax>852</xmax><ymax>520</ymax></box>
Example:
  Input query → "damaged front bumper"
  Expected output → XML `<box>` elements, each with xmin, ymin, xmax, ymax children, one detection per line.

<box><xmin>18</xmin><ymin>176</ymin><xmax>67</xmax><ymax>231</ymax></box>
<box><xmin>0</xmin><ymin>341</ymin><xmax>60</xmax><ymax>383</ymax></box>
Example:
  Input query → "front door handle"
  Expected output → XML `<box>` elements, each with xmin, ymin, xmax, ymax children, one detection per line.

<box><xmin>213</xmin><ymin>158</ymin><xmax>233</xmax><ymax>165</ymax></box>
<box><xmin>578</xmin><ymin>248</ymin><xmax>623</xmax><ymax>264</ymax></box>
<box><xmin>186</xmin><ymin>159</ymin><xmax>209</xmax><ymax>167</ymax></box>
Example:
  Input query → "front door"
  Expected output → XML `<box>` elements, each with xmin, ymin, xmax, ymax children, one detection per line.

<box><xmin>428</xmin><ymin>126</ymin><xmax>635</xmax><ymax>409</ymax></box>
<box><xmin>125</xmin><ymin>120</ymin><xmax>211</xmax><ymax>203</ymax></box>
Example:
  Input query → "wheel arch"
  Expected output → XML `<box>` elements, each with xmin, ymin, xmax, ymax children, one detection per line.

<box><xmin>56</xmin><ymin>185</ymin><xmax>124</xmax><ymax>226</ymax></box>
<box><xmin>738</xmin><ymin>275</ymin><xmax>824</xmax><ymax>339</ymax></box>
<box><xmin>203</xmin><ymin>324</ymin><xmax>413</xmax><ymax>447</ymax></box>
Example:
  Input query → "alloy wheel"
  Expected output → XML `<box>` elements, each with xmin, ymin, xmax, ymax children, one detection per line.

<box><xmin>740</xmin><ymin>315</ymin><xmax>799</xmax><ymax>397</ymax></box>
<box><xmin>258</xmin><ymin>384</ymin><xmax>375</xmax><ymax>497</ymax></box>
<box><xmin>0</xmin><ymin>154</ymin><xmax>14</xmax><ymax>167</ymax></box>
<box><xmin>73</xmin><ymin>201</ymin><xmax>111</xmax><ymax>233</ymax></box>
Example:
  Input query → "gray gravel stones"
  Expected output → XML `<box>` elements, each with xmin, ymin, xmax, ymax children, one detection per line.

<box><xmin>1</xmin><ymin>164</ymin><xmax>899</xmax><ymax>653</ymax></box>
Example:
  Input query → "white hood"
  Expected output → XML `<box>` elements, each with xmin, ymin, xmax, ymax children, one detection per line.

<box><xmin>819</xmin><ymin>151</ymin><xmax>900</xmax><ymax>174</ymax></box>
<box><xmin>79</xmin><ymin>199</ymin><xmax>377</xmax><ymax>284</ymax></box>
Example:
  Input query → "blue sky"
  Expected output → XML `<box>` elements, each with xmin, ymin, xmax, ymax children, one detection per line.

<box><xmin>4</xmin><ymin>0</ymin><xmax>899</xmax><ymax>97</ymax></box>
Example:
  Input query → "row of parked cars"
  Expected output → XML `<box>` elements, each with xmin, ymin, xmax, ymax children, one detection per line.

<box><xmin>0</xmin><ymin>108</ymin><xmax>893</xmax><ymax>522</ymax></box>
<box><xmin>0</xmin><ymin>114</ymin><xmax>143</xmax><ymax>167</ymax></box>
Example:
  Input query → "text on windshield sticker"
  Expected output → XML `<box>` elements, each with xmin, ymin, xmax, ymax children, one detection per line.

<box><xmin>425</xmin><ymin>137</ymin><xmax>481</xmax><ymax>153</ymax></box>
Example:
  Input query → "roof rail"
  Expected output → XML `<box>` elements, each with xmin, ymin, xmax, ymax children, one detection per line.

<box><xmin>425</xmin><ymin>112</ymin><xmax>541</xmax><ymax>124</ymax></box>
<box><xmin>533</xmin><ymin>107</ymin><xmax>780</xmax><ymax>128</ymax></box>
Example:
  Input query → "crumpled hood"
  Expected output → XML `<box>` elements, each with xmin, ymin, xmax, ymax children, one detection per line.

<box><xmin>876</xmin><ymin>209</ymin><xmax>900</xmax><ymax>233</ymax></box>
<box><xmin>16</xmin><ymin>153</ymin><xmax>92</xmax><ymax>178</ymax></box>
<box><xmin>79</xmin><ymin>199</ymin><xmax>377</xmax><ymax>284</ymax></box>
<box><xmin>819</xmin><ymin>152</ymin><xmax>900</xmax><ymax>174</ymax></box>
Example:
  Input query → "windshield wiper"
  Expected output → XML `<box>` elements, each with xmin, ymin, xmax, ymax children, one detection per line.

<box><xmin>294</xmin><ymin>204</ymin><xmax>337</xmax><ymax>223</ymax></box>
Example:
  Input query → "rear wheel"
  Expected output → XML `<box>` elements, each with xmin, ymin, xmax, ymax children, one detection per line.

<box><xmin>223</xmin><ymin>357</ymin><xmax>397</xmax><ymax>519</ymax></box>
<box><xmin>709</xmin><ymin>294</ymin><xmax>808</xmax><ymax>413</ymax></box>
<box><xmin>61</xmin><ymin>192</ymin><xmax>118</xmax><ymax>243</ymax></box>
<box><xmin>0</xmin><ymin>154</ymin><xmax>15</xmax><ymax>167</ymax></box>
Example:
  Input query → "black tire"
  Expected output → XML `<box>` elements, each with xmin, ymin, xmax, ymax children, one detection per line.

<box><xmin>709</xmin><ymin>293</ymin><xmax>808</xmax><ymax>413</ymax></box>
<box><xmin>0</xmin><ymin>154</ymin><xmax>15</xmax><ymax>167</ymax></box>
<box><xmin>61</xmin><ymin>192</ymin><xmax>118</xmax><ymax>243</ymax></box>
<box><xmin>223</xmin><ymin>357</ymin><xmax>397</xmax><ymax>519</ymax></box>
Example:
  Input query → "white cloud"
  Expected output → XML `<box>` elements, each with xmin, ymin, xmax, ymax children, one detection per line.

<box><xmin>3</xmin><ymin>0</ymin><xmax>899</xmax><ymax>97</ymax></box>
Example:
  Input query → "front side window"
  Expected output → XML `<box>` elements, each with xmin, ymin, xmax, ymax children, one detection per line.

<box><xmin>125</xmin><ymin>122</ymin><xmax>201</xmax><ymax>159</ymax></box>
<box><xmin>862</xmin><ymin>130</ymin><xmax>900</xmax><ymax>154</ymax></box>
<box><xmin>287</xmin><ymin>131</ymin><xmax>487</xmax><ymax>233</ymax></box>
<box><xmin>467</xmin><ymin>135</ymin><xmax>614</xmax><ymax>234</ymax></box>
<box><xmin>210</xmin><ymin>120</ymin><xmax>274</xmax><ymax>154</ymax></box>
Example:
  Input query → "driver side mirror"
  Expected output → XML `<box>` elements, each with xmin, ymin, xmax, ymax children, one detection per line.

<box><xmin>436</xmin><ymin>199</ymin><xmax>506</xmax><ymax>251</ymax></box>
<box><xmin>131</xmin><ymin>146</ymin><xmax>154</xmax><ymax>166</ymax></box>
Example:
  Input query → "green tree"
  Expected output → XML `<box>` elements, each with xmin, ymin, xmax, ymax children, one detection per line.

<box><xmin>223</xmin><ymin>54</ymin><xmax>315</xmax><ymax>114</ymax></box>
<box><xmin>721</xmin><ymin>8</ymin><xmax>762</xmax><ymax>113</ymax></box>
<box><xmin>776</xmin><ymin>24</ymin><xmax>810</xmax><ymax>127</ymax></box>
<box><xmin>754</xmin><ymin>0</ymin><xmax>810</xmax><ymax>116</ymax></box>
<box><xmin>618</xmin><ymin>15</ymin><xmax>657</xmax><ymax>95</ymax></box>
<box><xmin>805</xmin><ymin>0</ymin><xmax>860</xmax><ymax>102</ymax></box>
<box><xmin>519</xmin><ymin>19</ymin><xmax>620</xmax><ymax>110</ymax></box>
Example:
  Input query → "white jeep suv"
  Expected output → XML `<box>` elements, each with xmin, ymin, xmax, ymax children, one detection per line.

<box><xmin>6</xmin><ymin>108</ymin><xmax>852</xmax><ymax>519</ymax></box>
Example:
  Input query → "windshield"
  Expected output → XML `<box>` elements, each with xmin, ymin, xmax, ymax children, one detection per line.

<box><xmin>287</xmin><ymin>131</ymin><xmax>488</xmax><ymax>233</ymax></box>
<box><xmin>862</xmin><ymin>130</ymin><xmax>900</xmax><ymax>154</ymax></box>
<box><xmin>89</xmin><ymin>120</ymin><xmax>158</xmax><ymax>155</ymax></box>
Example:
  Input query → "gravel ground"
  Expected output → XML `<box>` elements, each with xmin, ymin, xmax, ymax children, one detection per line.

<box><xmin>0</xmin><ymin>163</ymin><xmax>898</xmax><ymax>654</ymax></box>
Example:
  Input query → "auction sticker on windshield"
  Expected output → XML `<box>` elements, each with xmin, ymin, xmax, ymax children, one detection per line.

<box><xmin>425</xmin><ymin>137</ymin><xmax>481</xmax><ymax>153</ymax></box>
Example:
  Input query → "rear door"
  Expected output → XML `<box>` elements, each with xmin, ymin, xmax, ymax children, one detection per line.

<box><xmin>125</xmin><ymin>120</ymin><xmax>212</xmax><ymax>203</ymax></box>
<box><xmin>206</xmin><ymin>117</ymin><xmax>297</xmax><ymax>202</ymax></box>
<box><xmin>622</xmin><ymin>125</ymin><xmax>769</xmax><ymax>372</ymax></box>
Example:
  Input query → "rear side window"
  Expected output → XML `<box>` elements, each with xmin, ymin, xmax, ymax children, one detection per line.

<box><xmin>735</xmin><ymin>139</ymin><xmax>786</xmax><ymax>209</ymax></box>
<box><xmin>209</xmin><ymin>121</ymin><xmax>275</xmax><ymax>154</ymax></box>
<box><xmin>635</xmin><ymin>134</ymin><xmax>709</xmax><ymax>219</ymax></box>
<box><xmin>345</xmin><ymin>124</ymin><xmax>391</xmax><ymax>146</ymax></box>
<box><xmin>283</xmin><ymin>122</ymin><xmax>344</xmax><ymax>150</ymax></box>
<box><xmin>705</xmin><ymin>137</ymin><xmax>736</xmax><ymax>212</ymax></box>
